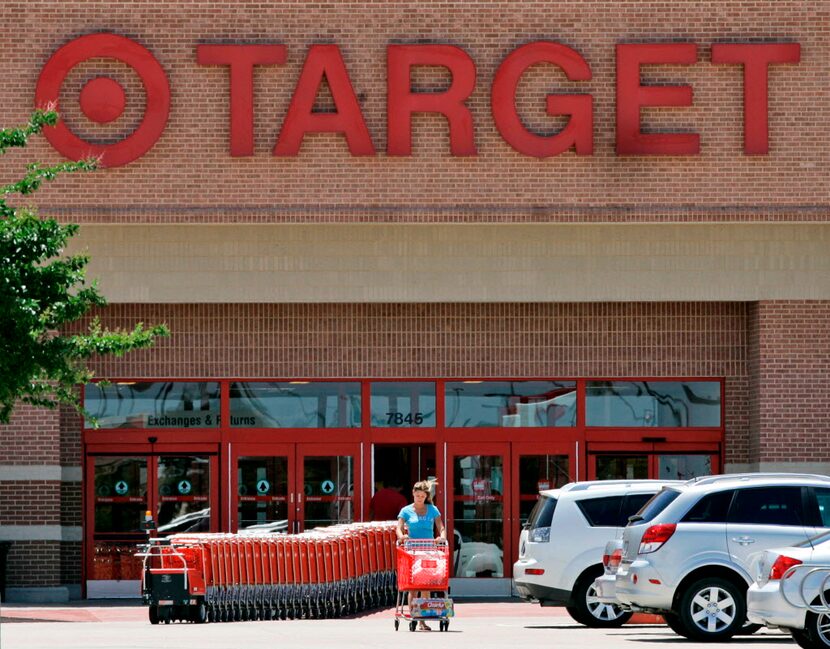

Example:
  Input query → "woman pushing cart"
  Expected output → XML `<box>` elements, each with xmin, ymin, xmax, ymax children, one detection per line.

<box><xmin>394</xmin><ymin>480</ymin><xmax>453</xmax><ymax>632</ymax></box>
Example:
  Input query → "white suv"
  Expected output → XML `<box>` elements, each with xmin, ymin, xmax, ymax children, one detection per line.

<box><xmin>614</xmin><ymin>473</ymin><xmax>830</xmax><ymax>641</ymax></box>
<box><xmin>513</xmin><ymin>480</ymin><xmax>681</xmax><ymax>627</ymax></box>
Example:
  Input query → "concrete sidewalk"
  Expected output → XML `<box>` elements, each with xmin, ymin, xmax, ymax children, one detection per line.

<box><xmin>0</xmin><ymin>601</ymin><xmax>567</xmax><ymax>623</ymax></box>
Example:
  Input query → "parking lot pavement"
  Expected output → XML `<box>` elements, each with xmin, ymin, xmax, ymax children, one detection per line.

<box><xmin>0</xmin><ymin>604</ymin><xmax>794</xmax><ymax>649</ymax></box>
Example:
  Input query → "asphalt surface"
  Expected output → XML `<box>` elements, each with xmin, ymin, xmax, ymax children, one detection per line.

<box><xmin>0</xmin><ymin>602</ymin><xmax>795</xmax><ymax>649</ymax></box>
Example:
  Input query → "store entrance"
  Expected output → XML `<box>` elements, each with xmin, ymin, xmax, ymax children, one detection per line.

<box><xmin>85</xmin><ymin>448</ymin><xmax>219</xmax><ymax>598</ymax></box>
<box><xmin>370</xmin><ymin>444</ymin><xmax>436</xmax><ymax>521</ymax></box>
<box><xmin>231</xmin><ymin>442</ymin><xmax>362</xmax><ymax>534</ymax></box>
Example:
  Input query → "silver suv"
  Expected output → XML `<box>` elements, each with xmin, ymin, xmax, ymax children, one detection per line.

<box><xmin>513</xmin><ymin>480</ymin><xmax>681</xmax><ymax>627</ymax></box>
<box><xmin>615</xmin><ymin>473</ymin><xmax>830</xmax><ymax>641</ymax></box>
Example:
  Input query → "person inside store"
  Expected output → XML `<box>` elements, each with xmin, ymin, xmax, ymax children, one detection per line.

<box><xmin>370</xmin><ymin>479</ymin><xmax>408</xmax><ymax>521</ymax></box>
<box><xmin>397</xmin><ymin>479</ymin><xmax>447</xmax><ymax>631</ymax></box>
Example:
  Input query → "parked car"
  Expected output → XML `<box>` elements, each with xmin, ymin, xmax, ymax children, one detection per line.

<box><xmin>615</xmin><ymin>473</ymin><xmax>830</xmax><ymax>641</ymax></box>
<box><xmin>513</xmin><ymin>479</ymin><xmax>682</xmax><ymax>627</ymax></box>
<box><xmin>594</xmin><ymin>538</ymin><xmax>625</xmax><ymax>609</ymax></box>
<box><xmin>748</xmin><ymin>530</ymin><xmax>830</xmax><ymax>649</ymax></box>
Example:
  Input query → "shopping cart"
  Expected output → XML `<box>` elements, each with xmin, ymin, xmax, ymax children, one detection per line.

<box><xmin>394</xmin><ymin>539</ymin><xmax>453</xmax><ymax>632</ymax></box>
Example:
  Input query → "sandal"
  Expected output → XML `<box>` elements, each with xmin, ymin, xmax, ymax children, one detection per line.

<box><xmin>418</xmin><ymin>621</ymin><xmax>432</xmax><ymax>631</ymax></box>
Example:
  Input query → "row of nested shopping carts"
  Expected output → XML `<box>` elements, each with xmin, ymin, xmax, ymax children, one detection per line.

<box><xmin>138</xmin><ymin>521</ymin><xmax>400</xmax><ymax>624</ymax></box>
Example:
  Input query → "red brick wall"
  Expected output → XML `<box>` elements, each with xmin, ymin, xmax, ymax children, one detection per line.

<box><xmin>0</xmin><ymin>1</ymin><xmax>824</xmax><ymax>224</ymax></box>
<box><xmin>5</xmin><ymin>542</ymin><xmax>62</xmax><ymax>588</ymax></box>
<box><xmin>752</xmin><ymin>301</ymin><xmax>830</xmax><ymax>462</ymax></box>
<box><xmin>77</xmin><ymin>301</ymin><xmax>750</xmax><ymax>463</ymax></box>
<box><xmin>0</xmin><ymin>405</ymin><xmax>61</xmax><ymax>465</ymax></box>
<box><xmin>0</xmin><ymin>482</ymin><xmax>62</xmax><ymax>526</ymax></box>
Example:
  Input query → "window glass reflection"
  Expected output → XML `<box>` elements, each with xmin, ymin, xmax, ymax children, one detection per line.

<box><xmin>230</xmin><ymin>382</ymin><xmax>361</xmax><ymax>428</ymax></box>
<box><xmin>595</xmin><ymin>455</ymin><xmax>648</xmax><ymax>480</ymax></box>
<box><xmin>452</xmin><ymin>455</ymin><xmax>504</xmax><ymax>578</ymax></box>
<box><xmin>586</xmin><ymin>381</ymin><xmax>721</xmax><ymax>427</ymax></box>
<box><xmin>445</xmin><ymin>381</ymin><xmax>576</xmax><ymax>427</ymax></box>
<box><xmin>84</xmin><ymin>382</ymin><xmax>221</xmax><ymax>429</ymax></box>
<box><xmin>157</xmin><ymin>456</ymin><xmax>210</xmax><ymax>534</ymax></box>
<box><xmin>371</xmin><ymin>382</ymin><xmax>436</xmax><ymax>427</ymax></box>
<box><xmin>94</xmin><ymin>456</ymin><xmax>147</xmax><ymax>534</ymax></box>
<box><xmin>658</xmin><ymin>455</ymin><xmax>712</xmax><ymax>480</ymax></box>
<box><xmin>237</xmin><ymin>456</ymin><xmax>289</xmax><ymax>533</ymax></box>
<box><xmin>518</xmin><ymin>455</ymin><xmax>570</xmax><ymax>525</ymax></box>
<box><xmin>303</xmin><ymin>456</ymin><xmax>354</xmax><ymax>528</ymax></box>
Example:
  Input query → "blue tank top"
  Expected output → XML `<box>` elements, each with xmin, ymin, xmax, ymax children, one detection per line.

<box><xmin>398</xmin><ymin>503</ymin><xmax>441</xmax><ymax>539</ymax></box>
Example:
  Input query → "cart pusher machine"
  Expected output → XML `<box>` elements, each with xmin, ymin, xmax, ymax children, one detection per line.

<box><xmin>394</xmin><ymin>539</ymin><xmax>454</xmax><ymax>632</ymax></box>
<box><xmin>138</xmin><ymin>522</ymin><xmax>398</xmax><ymax>624</ymax></box>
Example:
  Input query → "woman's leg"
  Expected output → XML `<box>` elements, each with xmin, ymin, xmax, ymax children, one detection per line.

<box><xmin>416</xmin><ymin>591</ymin><xmax>431</xmax><ymax>630</ymax></box>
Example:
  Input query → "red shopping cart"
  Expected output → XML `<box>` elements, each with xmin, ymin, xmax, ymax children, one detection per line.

<box><xmin>394</xmin><ymin>539</ymin><xmax>453</xmax><ymax>632</ymax></box>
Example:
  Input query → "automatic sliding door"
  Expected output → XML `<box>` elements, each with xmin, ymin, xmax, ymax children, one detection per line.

<box><xmin>448</xmin><ymin>444</ymin><xmax>509</xmax><ymax>579</ymax></box>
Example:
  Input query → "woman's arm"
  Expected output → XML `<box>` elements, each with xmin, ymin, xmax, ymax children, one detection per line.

<box><xmin>433</xmin><ymin>515</ymin><xmax>446</xmax><ymax>540</ymax></box>
<box><xmin>396</xmin><ymin>516</ymin><xmax>408</xmax><ymax>542</ymax></box>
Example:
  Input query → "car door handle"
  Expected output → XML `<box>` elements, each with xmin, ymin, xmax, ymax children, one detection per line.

<box><xmin>731</xmin><ymin>536</ymin><xmax>756</xmax><ymax>545</ymax></box>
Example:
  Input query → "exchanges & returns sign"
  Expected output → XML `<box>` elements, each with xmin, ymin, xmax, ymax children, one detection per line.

<box><xmin>35</xmin><ymin>33</ymin><xmax>800</xmax><ymax>167</ymax></box>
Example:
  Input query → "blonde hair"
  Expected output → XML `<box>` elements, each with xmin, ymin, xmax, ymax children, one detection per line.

<box><xmin>413</xmin><ymin>479</ymin><xmax>437</xmax><ymax>504</ymax></box>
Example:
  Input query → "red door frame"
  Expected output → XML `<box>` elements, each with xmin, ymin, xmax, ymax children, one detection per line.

<box><xmin>81</xmin><ymin>376</ymin><xmax>726</xmax><ymax>588</ymax></box>
<box><xmin>295</xmin><ymin>442</ymin><xmax>363</xmax><ymax>532</ymax></box>
<box><xmin>229</xmin><ymin>442</ymin><xmax>294</xmax><ymax>533</ymax></box>
<box><xmin>509</xmin><ymin>440</ymin><xmax>576</xmax><ymax>565</ymax></box>
<box><xmin>83</xmin><ymin>442</ymin><xmax>220</xmax><ymax>589</ymax></box>
<box><xmin>586</xmin><ymin>441</ymin><xmax>721</xmax><ymax>480</ymax></box>
<box><xmin>446</xmin><ymin>441</ymin><xmax>512</xmax><ymax>578</ymax></box>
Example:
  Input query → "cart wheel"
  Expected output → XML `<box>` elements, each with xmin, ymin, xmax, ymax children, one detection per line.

<box><xmin>192</xmin><ymin>602</ymin><xmax>207</xmax><ymax>624</ymax></box>
<box><xmin>409</xmin><ymin>620</ymin><xmax>417</xmax><ymax>632</ymax></box>
<box><xmin>394</xmin><ymin>619</ymin><xmax>400</xmax><ymax>631</ymax></box>
<box><xmin>148</xmin><ymin>606</ymin><xmax>160</xmax><ymax>625</ymax></box>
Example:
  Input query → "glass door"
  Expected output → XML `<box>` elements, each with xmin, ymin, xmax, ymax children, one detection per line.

<box><xmin>447</xmin><ymin>443</ymin><xmax>510</xmax><ymax>579</ymax></box>
<box><xmin>510</xmin><ymin>442</ymin><xmax>574</xmax><ymax>570</ymax></box>
<box><xmin>295</xmin><ymin>444</ymin><xmax>362</xmax><ymax>532</ymax></box>
<box><xmin>156</xmin><ymin>455</ymin><xmax>215</xmax><ymax>535</ymax></box>
<box><xmin>587</xmin><ymin>442</ymin><xmax>720</xmax><ymax>480</ymax></box>
<box><xmin>88</xmin><ymin>455</ymin><xmax>148</xmax><ymax>597</ymax></box>
<box><xmin>85</xmin><ymin>450</ymin><xmax>219</xmax><ymax>598</ymax></box>
<box><xmin>231</xmin><ymin>444</ymin><xmax>293</xmax><ymax>533</ymax></box>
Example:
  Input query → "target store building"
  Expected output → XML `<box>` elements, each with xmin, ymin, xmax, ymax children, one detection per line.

<box><xmin>0</xmin><ymin>1</ymin><xmax>828</xmax><ymax>602</ymax></box>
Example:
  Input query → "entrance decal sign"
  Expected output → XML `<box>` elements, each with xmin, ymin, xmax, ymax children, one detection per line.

<box><xmin>114</xmin><ymin>480</ymin><xmax>129</xmax><ymax>495</ymax></box>
<box><xmin>321</xmin><ymin>480</ymin><xmax>335</xmax><ymax>495</ymax></box>
<box><xmin>35</xmin><ymin>34</ymin><xmax>799</xmax><ymax>166</ymax></box>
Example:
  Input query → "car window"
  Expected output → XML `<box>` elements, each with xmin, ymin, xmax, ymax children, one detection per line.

<box><xmin>576</xmin><ymin>496</ymin><xmax>624</xmax><ymax>527</ymax></box>
<box><xmin>630</xmin><ymin>488</ymin><xmax>682</xmax><ymax>525</ymax></box>
<box><xmin>814</xmin><ymin>488</ymin><xmax>830</xmax><ymax>527</ymax></box>
<box><xmin>681</xmin><ymin>489</ymin><xmax>734</xmax><ymax>523</ymax></box>
<box><xmin>527</xmin><ymin>495</ymin><xmax>557</xmax><ymax>529</ymax></box>
<box><xmin>622</xmin><ymin>493</ymin><xmax>656</xmax><ymax>521</ymax></box>
<box><xmin>728</xmin><ymin>486</ymin><xmax>805</xmax><ymax>526</ymax></box>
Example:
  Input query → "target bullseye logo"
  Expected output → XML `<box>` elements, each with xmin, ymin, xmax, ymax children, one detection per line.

<box><xmin>35</xmin><ymin>33</ymin><xmax>170</xmax><ymax>167</ymax></box>
<box><xmin>79</xmin><ymin>77</ymin><xmax>127</xmax><ymax>123</ymax></box>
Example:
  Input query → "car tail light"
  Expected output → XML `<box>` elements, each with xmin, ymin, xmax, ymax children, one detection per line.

<box><xmin>609</xmin><ymin>549</ymin><xmax>623</xmax><ymax>569</ymax></box>
<box><xmin>769</xmin><ymin>555</ymin><xmax>802</xmax><ymax>580</ymax></box>
<box><xmin>638</xmin><ymin>523</ymin><xmax>676</xmax><ymax>554</ymax></box>
<box><xmin>529</xmin><ymin>527</ymin><xmax>550</xmax><ymax>543</ymax></box>
<box><xmin>525</xmin><ymin>568</ymin><xmax>545</xmax><ymax>575</ymax></box>
<box><xmin>602</xmin><ymin>552</ymin><xmax>610</xmax><ymax>566</ymax></box>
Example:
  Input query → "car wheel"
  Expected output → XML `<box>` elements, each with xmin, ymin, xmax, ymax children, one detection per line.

<box><xmin>565</xmin><ymin>604</ymin><xmax>589</xmax><ymax>625</ymax></box>
<box><xmin>663</xmin><ymin>612</ymin><xmax>693</xmax><ymax>639</ymax></box>
<box><xmin>571</xmin><ymin>569</ymin><xmax>633</xmax><ymax>628</ymax></box>
<box><xmin>791</xmin><ymin>607</ymin><xmax>830</xmax><ymax>649</ymax></box>
<box><xmin>678</xmin><ymin>577</ymin><xmax>745</xmax><ymax>641</ymax></box>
